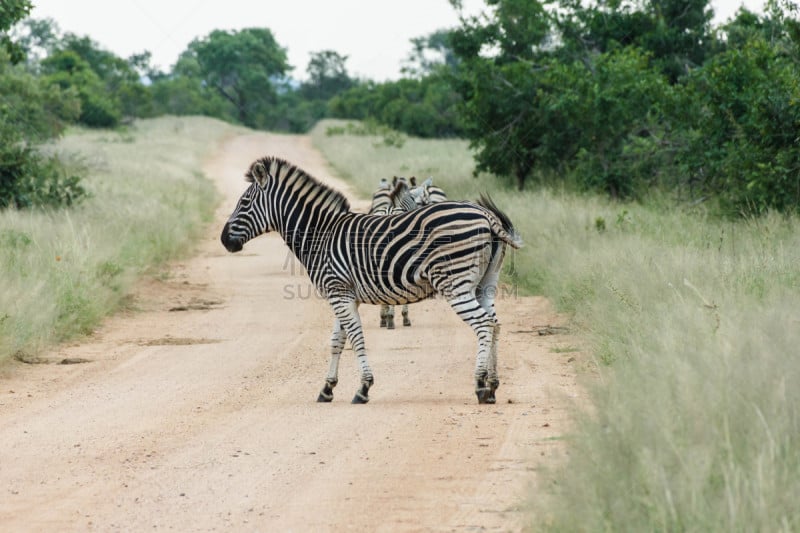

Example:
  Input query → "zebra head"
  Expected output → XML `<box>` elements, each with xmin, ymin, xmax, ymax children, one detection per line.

<box><xmin>221</xmin><ymin>160</ymin><xmax>274</xmax><ymax>253</ymax></box>
<box><xmin>407</xmin><ymin>177</ymin><xmax>434</xmax><ymax>207</ymax></box>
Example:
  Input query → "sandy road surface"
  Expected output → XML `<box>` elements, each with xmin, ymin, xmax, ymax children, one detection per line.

<box><xmin>0</xmin><ymin>132</ymin><xmax>581</xmax><ymax>532</ymax></box>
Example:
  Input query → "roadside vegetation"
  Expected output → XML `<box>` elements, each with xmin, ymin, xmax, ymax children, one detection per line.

<box><xmin>6</xmin><ymin>0</ymin><xmax>798</xmax><ymax>215</ymax></box>
<box><xmin>4</xmin><ymin>0</ymin><xmax>800</xmax><ymax>528</ymax></box>
<box><xmin>311</xmin><ymin>119</ymin><xmax>800</xmax><ymax>531</ymax></box>
<box><xmin>0</xmin><ymin>116</ymin><xmax>240</xmax><ymax>364</ymax></box>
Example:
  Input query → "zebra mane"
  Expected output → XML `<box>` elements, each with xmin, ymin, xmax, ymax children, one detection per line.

<box><xmin>245</xmin><ymin>156</ymin><xmax>351</xmax><ymax>213</ymax></box>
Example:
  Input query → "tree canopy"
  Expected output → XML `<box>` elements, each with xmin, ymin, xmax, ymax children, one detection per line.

<box><xmin>187</xmin><ymin>28</ymin><xmax>290</xmax><ymax>128</ymax></box>
<box><xmin>3</xmin><ymin>1</ymin><xmax>800</xmax><ymax>215</ymax></box>
<box><xmin>442</xmin><ymin>0</ymin><xmax>800</xmax><ymax>214</ymax></box>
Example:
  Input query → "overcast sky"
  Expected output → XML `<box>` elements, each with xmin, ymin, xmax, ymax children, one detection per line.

<box><xmin>29</xmin><ymin>0</ymin><xmax>766</xmax><ymax>81</ymax></box>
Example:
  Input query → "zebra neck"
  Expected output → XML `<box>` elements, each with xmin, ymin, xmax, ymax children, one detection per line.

<box><xmin>273</xmin><ymin>190</ymin><xmax>350</xmax><ymax>270</ymax></box>
<box><xmin>281</xmin><ymin>226</ymin><xmax>329</xmax><ymax>271</ymax></box>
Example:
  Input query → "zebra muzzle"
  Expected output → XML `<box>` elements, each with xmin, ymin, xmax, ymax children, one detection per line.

<box><xmin>220</xmin><ymin>223</ymin><xmax>243</xmax><ymax>253</ymax></box>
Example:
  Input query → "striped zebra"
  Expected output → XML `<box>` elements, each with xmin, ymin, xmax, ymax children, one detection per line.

<box><xmin>369</xmin><ymin>176</ymin><xmax>429</xmax><ymax>329</ymax></box>
<box><xmin>220</xmin><ymin>156</ymin><xmax>522</xmax><ymax>404</ymax></box>
<box><xmin>414</xmin><ymin>176</ymin><xmax>448</xmax><ymax>205</ymax></box>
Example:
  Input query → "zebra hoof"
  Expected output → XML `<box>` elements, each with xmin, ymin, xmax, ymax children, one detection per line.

<box><xmin>380</xmin><ymin>319</ymin><xmax>387</xmax><ymax>328</ymax></box>
<box><xmin>403</xmin><ymin>318</ymin><xmax>411</xmax><ymax>327</ymax></box>
<box><xmin>475</xmin><ymin>387</ymin><xmax>495</xmax><ymax>404</ymax></box>
<box><xmin>351</xmin><ymin>379</ymin><xmax>372</xmax><ymax>404</ymax></box>
<box><xmin>386</xmin><ymin>319</ymin><xmax>395</xmax><ymax>330</ymax></box>
<box><xmin>317</xmin><ymin>380</ymin><xmax>337</xmax><ymax>402</ymax></box>
<box><xmin>351</xmin><ymin>393</ymin><xmax>369</xmax><ymax>404</ymax></box>
<box><xmin>317</xmin><ymin>387</ymin><xmax>334</xmax><ymax>403</ymax></box>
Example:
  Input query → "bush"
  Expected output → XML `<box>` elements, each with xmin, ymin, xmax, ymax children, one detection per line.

<box><xmin>328</xmin><ymin>75</ymin><xmax>465</xmax><ymax>138</ymax></box>
<box><xmin>0</xmin><ymin>52</ymin><xmax>86</xmax><ymax>208</ymax></box>
<box><xmin>0</xmin><ymin>134</ymin><xmax>86</xmax><ymax>209</ymax></box>
<box><xmin>42</xmin><ymin>50</ymin><xmax>122</xmax><ymax>128</ymax></box>
<box><xmin>679</xmin><ymin>37</ymin><xmax>800</xmax><ymax>215</ymax></box>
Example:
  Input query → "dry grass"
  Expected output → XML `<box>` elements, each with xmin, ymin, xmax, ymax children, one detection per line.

<box><xmin>311</xmin><ymin>119</ymin><xmax>800</xmax><ymax>532</ymax></box>
<box><xmin>0</xmin><ymin>116</ymin><xmax>244</xmax><ymax>364</ymax></box>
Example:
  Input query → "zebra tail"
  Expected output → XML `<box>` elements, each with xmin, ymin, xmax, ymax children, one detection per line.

<box><xmin>476</xmin><ymin>193</ymin><xmax>524</xmax><ymax>249</ymax></box>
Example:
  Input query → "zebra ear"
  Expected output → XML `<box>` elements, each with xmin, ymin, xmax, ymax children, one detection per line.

<box><xmin>250</xmin><ymin>161</ymin><xmax>269</xmax><ymax>188</ymax></box>
<box><xmin>410</xmin><ymin>176</ymin><xmax>417</xmax><ymax>186</ymax></box>
<box><xmin>422</xmin><ymin>177</ymin><xmax>433</xmax><ymax>188</ymax></box>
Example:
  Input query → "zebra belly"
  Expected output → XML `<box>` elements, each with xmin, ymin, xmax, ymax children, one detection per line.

<box><xmin>359</xmin><ymin>284</ymin><xmax>435</xmax><ymax>305</ymax></box>
<box><xmin>351</xmin><ymin>271</ymin><xmax>436</xmax><ymax>305</ymax></box>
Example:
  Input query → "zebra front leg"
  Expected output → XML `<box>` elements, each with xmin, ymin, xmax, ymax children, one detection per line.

<box><xmin>402</xmin><ymin>304</ymin><xmax>411</xmax><ymax>327</ymax></box>
<box><xmin>330</xmin><ymin>298</ymin><xmax>374</xmax><ymax>404</ymax></box>
<box><xmin>317</xmin><ymin>319</ymin><xmax>346</xmax><ymax>402</ymax></box>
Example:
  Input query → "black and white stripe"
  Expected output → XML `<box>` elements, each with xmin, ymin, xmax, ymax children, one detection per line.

<box><xmin>221</xmin><ymin>157</ymin><xmax>522</xmax><ymax>404</ymax></box>
<box><xmin>369</xmin><ymin>176</ymin><xmax>434</xmax><ymax>329</ymax></box>
<box><xmin>412</xmin><ymin>176</ymin><xmax>448</xmax><ymax>205</ymax></box>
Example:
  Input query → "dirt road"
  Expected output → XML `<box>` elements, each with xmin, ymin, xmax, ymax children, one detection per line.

<box><xmin>0</xmin><ymin>132</ymin><xmax>581</xmax><ymax>532</ymax></box>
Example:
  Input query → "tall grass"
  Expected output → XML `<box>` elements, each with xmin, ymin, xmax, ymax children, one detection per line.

<box><xmin>0</xmin><ymin>116</ymin><xmax>243</xmax><ymax>364</ymax></box>
<box><xmin>311</xmin><ymin>119</ymin><xmax>800</xmax><ymax>531</ymax></box>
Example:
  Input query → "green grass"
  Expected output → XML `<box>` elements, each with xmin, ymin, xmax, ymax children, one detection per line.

<box><xmin>311</xmin><ymin>119</ymin><xmax>800</xmax><ymax>532</ymax></box>
<box><xmin>0</xmin><ymin>116</ymin><xmax>243</xmax><ymax>364</ymax></box>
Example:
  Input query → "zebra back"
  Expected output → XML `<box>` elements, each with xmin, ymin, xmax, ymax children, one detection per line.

<box><xmin>369</xmin><ymin>179</ymin><xmax>392</xmax><ymax>215</ymax></box>
<box><xmin>428</xmin><ymin>184</ymin><xmax>448</xmax><ymax>204</ymax></box>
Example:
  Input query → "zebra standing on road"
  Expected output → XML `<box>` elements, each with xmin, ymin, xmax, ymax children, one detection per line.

<box><xmin>370</xmin><ymin>176</ymin><xmax>449</xmax><ymax>329</ymax></box>
<box><xmin>369</xmin><ymin>176</ymin><xmax>418</xmax><ymax>329</ymax></box>
<box><xmin>221</xmin><ymin>156</ymin><xmax>522</xmax><ymax>404</ymax></box>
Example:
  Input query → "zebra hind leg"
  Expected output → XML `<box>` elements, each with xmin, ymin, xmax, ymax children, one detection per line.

<box><xmin>480</xmin><ymin>323</ymin><xmax>501</xmax><ymax>404</ymax></box>
<box><xmin>474</xmin><ymin>340</ymin><xmax>497</xmax><ymax>404</ymax></box>
<box><xmin>380</xmin><ymin>304</ymin><xmax>388</xmax><ymax>328</ymax></box>
<box><xmin>443</xmin><ymin>291</ymin><xmax>496</xmax><ymax>404</ymax></box>
<box><xmin>475</xmin><ymin>243</ymin><xmax>506</xmax><ymax>404</ymax></box>
<box><xmin>386</xmin><ymin>305</ymin><xmax>395</xmax><ymax>330</ymax></box>
<box><xmin>402</xmin><ymin>304</ymin><xmax>411</xmax><ymax>327</ymax></box>
<box><xmin>317</xmin><ymin>319</ymin><xmax>346</xmax><ymax>402</ymax></box>
<box><xmin>475</xmin><ymin>334</ymin><xmax>499</xmax><ymax>405</ymax></box>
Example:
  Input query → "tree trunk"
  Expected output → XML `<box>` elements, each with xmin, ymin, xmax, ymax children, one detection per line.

<box><xmin>516</xmin><ymin>172</ymin><xmax>525</xmax><ymax>191</ymax></box>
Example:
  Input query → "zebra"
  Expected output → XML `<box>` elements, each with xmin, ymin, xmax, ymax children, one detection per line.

<box><xmin>413</xmin><ymin>176</ymin><xmax>448</xmax><ymax>205</ymax></box>
<box><xmin>220</xmin><ymin>156</ymin><xmax>522</xmax><ymax>404</ymax></box>
<box><xmin>368</xmin><ymin>178</ymin><xmax>392</xmax><ymax>216</ymax></box>
<box><xmin>369</xmin><ymin>176</ymin><xmax>423</xmax><ymax>329</ymax></box>
<box><xmin>373</xmin><ymin>176</ymin><xmax>448</xmax><ymax>329</ymax></box>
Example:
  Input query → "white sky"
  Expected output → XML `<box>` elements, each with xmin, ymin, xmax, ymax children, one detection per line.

<box><xmin>29</xmin><ymin>0</ymin><xmax>766</xmax><ymax>81</ymax></box>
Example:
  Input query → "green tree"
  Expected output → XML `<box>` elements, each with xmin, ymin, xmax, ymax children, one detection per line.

<box><xmin>678</xmin><ymin>35</ymin><xmax>800</xmax><ymax>214</ymax></box>
<box><xmin>0</xmin><ymin>0</ymin><xmax>31</xmax><ymax>63</ymax></box>
<box><xmin>149</xmin><ymin>50</ymin><xmax>234</xmax><ymax>119</ymax></box>
<box><xmin>187</xmin><ymin>28</ymin><xmax>291</xmax><ymax>128</ymax></box>
<box><xmin>10</xmin><ymin>15</ymin><xmax>60</xmax><ymax>66</ymax></box>
<box><xmin>0</xmin><ymin>5</ymin><xmax>85</xmax><ymax>209</ymax></box>
<box><xmin>58</xmin><ymin>33</ymin><xmax>152</xmax><ymax>120</ymax></box>
<box><xmin>556</xmin><ymin>0</ymin><xmax>714</xmax><ymax>82</ymax></box>
<box><xmin>301</xmin><ymin>50</ymin><xmax>354</xmax><ymax>101</ymax></box>
<box><xmin>328</xmin><ymin>75</ymin><xmax>465</xmax><ymax>138</ymax></box>
<box><xmin>547</xmin><ymin>48</ymin><xmax>671</xmax><ymax>197</ymax></box>
<box><xmin>402</xmin><ymin>29</ymin><xmax>460</xmax><ymax>77</ymax></box>
<box><xmin>448</xmin><ymin>0</ymin><xmax>556</xmax><ymax>189</ymax></box>
<box><xmin>42</xmin><ymin>49</ymin><xmax>120</xmax><ymax>127</ymax></box>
